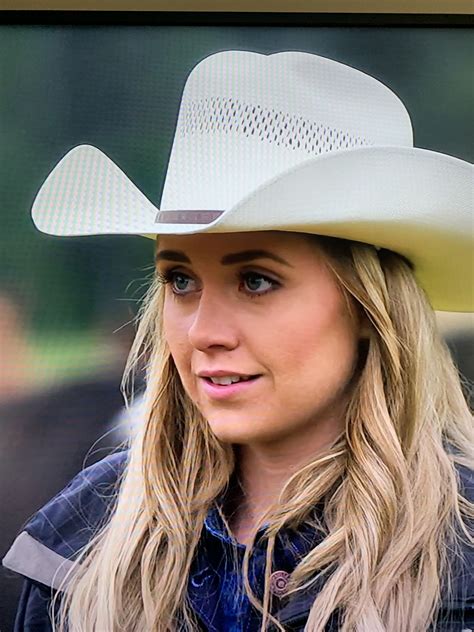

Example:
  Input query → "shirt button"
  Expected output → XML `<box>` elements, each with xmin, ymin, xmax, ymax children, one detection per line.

<box><xmin>269</xmin><ymin>570</ymin><xmax>290</xmax><ymax>597</ymax></box>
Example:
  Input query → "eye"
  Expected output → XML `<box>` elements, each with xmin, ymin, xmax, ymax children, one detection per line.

<box><xmin>239</xmin><ymin>272</ymin><xmax>279</xmax><ymax>297</ymax></box>
<box><xmin>156</xmin><ymin>269</ymin><xmax>197</xmax><ymax>295</ymax></box>
<box><xmin>156</xmin><ymin>268</ymin><xmax>279</xmax><ymax>298</ymax></box>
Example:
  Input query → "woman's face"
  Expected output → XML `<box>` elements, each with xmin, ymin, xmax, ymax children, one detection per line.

<box><xmin>157</xmin><ymin>231</ymin><xmax>366</xmax><ymax>448</ymax></box>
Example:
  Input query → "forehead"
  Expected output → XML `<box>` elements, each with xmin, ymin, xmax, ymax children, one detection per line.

<box><xmin>155</xmin><ymin>230</ymin><xmax>320</xmax><ymax>262</ymax></box>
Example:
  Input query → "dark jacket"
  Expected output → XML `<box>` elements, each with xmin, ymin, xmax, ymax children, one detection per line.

<box><xmin>2</xmin><ymin>450</ymin><xmax>473</xmax><ymax>631</ymax></box>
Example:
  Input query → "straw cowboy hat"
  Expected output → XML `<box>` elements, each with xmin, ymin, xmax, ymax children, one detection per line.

<box><xmin>31</xmin><ymin>50</ymin><xmax>473</xmax><ymax>312</ymax></box>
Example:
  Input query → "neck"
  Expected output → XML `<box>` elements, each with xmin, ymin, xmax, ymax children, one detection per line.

<box><xmin>227</xmin><ymin>421</ymin><xmax>344</xmax><ymax>529</ymax></box>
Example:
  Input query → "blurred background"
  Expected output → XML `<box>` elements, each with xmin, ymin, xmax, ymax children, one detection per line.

<box><xmin>0</xmin><ymin>22</ymin><xmax>473</xmax><ymax>629</ymax></box>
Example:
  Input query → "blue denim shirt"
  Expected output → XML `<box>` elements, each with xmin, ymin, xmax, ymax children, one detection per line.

<box><xmin>2</xmin><ymin>450</ymin><xmax>473</xmax><ymax>631</ymax></box>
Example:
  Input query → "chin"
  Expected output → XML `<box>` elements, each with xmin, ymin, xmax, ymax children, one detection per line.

<box><xmin>206</xmin><ymin>418</ymin><xmax>250</xmax><ymax>438</ymax></box>
<box><xmin>205</xmin><ymin>414</ymin><xmax>264</xmax><ymax>443</ymax></box>
<box><xmin>207</xmin><ymin>417</ymin><xmax>292</xmax><ymax>447</ymax></box>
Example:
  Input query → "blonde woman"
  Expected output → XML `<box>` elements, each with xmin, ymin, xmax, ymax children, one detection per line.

<box><xmin>3</xmin><ymin>51</ymin><xmax>473</xmax><ymax>632</ymax></box>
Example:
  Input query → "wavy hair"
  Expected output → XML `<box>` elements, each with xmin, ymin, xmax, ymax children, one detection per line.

<box><xmin>53</xmin><ymin>233</ymin><xmax>473</xmax><ymax>631</ymax></box>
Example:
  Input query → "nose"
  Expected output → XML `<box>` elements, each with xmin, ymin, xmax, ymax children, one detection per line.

<box><xmin>187</xmin><ymin>288</ymin><xmax>239</xmax><ymax>352</ymax></box>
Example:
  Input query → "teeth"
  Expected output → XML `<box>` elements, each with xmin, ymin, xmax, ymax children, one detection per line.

<box><xmin>209</xmin><ymin>375</ymin><xmax>249</xmax><ymax>385</ymax></box>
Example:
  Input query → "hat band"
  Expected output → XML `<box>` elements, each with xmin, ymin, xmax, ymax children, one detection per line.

<box><xmin>155</xmin><ymin>210</ymin><xmax>224</xmax><ymax>224</ymax></box>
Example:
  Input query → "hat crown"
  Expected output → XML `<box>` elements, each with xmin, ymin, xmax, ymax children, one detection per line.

<box><xmin>160</xmin><ymin>50</ymin><xmax>413</xmax><ymax>211</ymax></box>
<box><xmin>29</xmin><ymin>49</ymin><xmax>473</xmax><ymax>311</ymax></box>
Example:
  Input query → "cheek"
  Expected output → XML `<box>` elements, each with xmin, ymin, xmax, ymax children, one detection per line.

<box><xmin>163</xmin><ymin>311</ymin><xmax>198</xmax><ymax>401</ymax></box>
<box><xmin>278</xmin><ymin>298</ymin><xmax>359</xmax><ymax>383</ymax></box>
<box><xmin>163</xmin><ymin>302</ymin><xmax>190</xmax><ymax>366</ymax></box>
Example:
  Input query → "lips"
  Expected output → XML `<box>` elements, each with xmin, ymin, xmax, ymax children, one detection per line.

<box><xmin>197</xmin><ymin>371</ymin><xmax>260</xmax><ymax>378</ymax></box>
<box><xmin>204</xmin><ymin>375</ymin><xmax>259</xmax><ymax>385</ymax></box>
<box><xmin>199</xmin><ymin>374</ymin><xmax>262</xmax><ymax>399</ymax></box>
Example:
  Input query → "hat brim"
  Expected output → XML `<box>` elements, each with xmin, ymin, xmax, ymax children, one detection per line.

<box><xmin>31</xmin><ymin>144</ymin><xmax>473</xmax><ymax>312</ymax></box>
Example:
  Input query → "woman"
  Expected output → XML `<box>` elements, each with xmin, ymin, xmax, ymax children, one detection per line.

<box><xmin>3</xmin><ymin>50</ymin><xmax>473</xmax><ymax>631</ymax></box>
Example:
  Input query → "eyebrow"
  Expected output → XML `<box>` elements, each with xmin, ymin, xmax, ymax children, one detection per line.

<box><xmin>154</xmin><ymin>249</ymin><xmax>293</xmax><ymax>268</ymax></box>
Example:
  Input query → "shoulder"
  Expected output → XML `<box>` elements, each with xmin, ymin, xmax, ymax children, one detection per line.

<box><xmin>2</xmin><ymin>449</ymin><xmax>128</xmax><ymax>589</ymax></box>
<box><xmin>442</xmin><ymin>461</ymin><xmax>474</xmax><ymax>612</ymax></box>
<box><xmin>456</xmin><ymin>461</ymin><xmax>474</xmax><ymax>500</ymax></box>
<box><xmin>20</xmin><ymin>449</ymin><xmax>129</xmax><ymax>557</ymax></box>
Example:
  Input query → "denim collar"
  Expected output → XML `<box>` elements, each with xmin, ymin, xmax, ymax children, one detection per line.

<box><xmin>204</xmin><ymin>496</ymin><xmax>326</xmax><ymax>555</ymax></box>
<box><xmin>187</xmin><ymin>495</ymin><xmax>328</xmax><ymax>631</ymax></box>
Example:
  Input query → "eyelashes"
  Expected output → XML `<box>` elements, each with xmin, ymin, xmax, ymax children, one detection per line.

<box><xmin>156</xmin><ymin>268</ymin><xmax>280</xmax><ymax>299</ymax></box>
<box><xmin>155</xmin><ymin>269</ymin><xmax>195</xmax><ymax>293</ymax></box>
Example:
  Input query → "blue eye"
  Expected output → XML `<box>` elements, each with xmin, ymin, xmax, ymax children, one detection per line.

<box><xmin>240</xmin><ymin>272</ymin><xmax>276</xmax><ymax>296</ymax></box>
<box><xmin>173</xmin><ymin>273</ymin><xmax>192</xmax><ymax>292</ymax></box>
<box><xmin>156</xmin><ymin>269</ymin><xmax>279</xmax><ymax>298</ymax></box>
<box><xmin>157</xmin><ymin>270</ymin><xmax>196</xmax><ymax>294</ymax></box>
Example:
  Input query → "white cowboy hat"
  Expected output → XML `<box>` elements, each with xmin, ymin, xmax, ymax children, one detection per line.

<box><xmin>30</xmin><ymin>50</ymin><xmax>473</xmax><ymax>312</ymax></box>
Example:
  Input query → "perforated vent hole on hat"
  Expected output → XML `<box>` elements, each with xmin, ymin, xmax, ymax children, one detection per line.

<box><xmin>180</xmin><ymin>97</ymin><xmax>371</xmax><ymax>155</ymax></box>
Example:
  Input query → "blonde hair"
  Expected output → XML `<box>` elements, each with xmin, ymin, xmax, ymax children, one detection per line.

<box><xmin>53</xmin><ymin>234</ymin><xmax>473</xmax><ymax>631</ymax></box>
